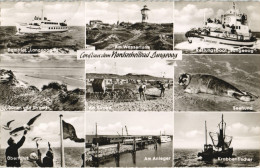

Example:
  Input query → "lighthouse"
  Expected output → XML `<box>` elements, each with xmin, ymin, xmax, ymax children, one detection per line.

<box><xmin>141</xmin><ymin>5</ymin><xmax>150</xmax><ymax>23</ymax></box>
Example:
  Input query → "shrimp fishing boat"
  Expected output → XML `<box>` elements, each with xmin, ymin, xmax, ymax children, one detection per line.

<box><xmin>185</xmin><ymin>2</ymin><xmax>256</xmax><ymax>47</ymax></box>
<box><xmin>198</xmin><ymin>114</ymin><xmax>233</xmax><ymax>160</ymax></box>
<box><xmin>16</xmin><ymin>9</ymin><xmax>68</xmax><ymax>34</ymax></box>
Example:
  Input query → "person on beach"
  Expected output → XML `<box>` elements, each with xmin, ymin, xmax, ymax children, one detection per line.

<box><xmin>81</xmin><ymin>153</ymin><xmax>85</xmax><ymax>167</ymax></box>
<box><xmin>5</xmin><ymin>130</ymin><xmax>27</xmax><ymax>167</ymax></box>
<box><xmin>139</xmin><ymin>83</ymin><xmax>146</xmax><ymax>101</ymax></box>
<box><xmin>36</xmin><ymin>141</ymin><xmax>54</xmax><ymax>167</ymax></box>
<box><xmin>159</xmin><ymin>82</ymin><xmax>166</xmax><ymax>97</ymax></box>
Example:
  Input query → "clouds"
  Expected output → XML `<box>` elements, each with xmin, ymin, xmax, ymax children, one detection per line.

<box><xmin>175</xmin><ymin>4</ymin><xmax>214</xmax><ymax>33</ymax></box>
<box><xmin>1</xmin><ymin>2</ymin><xmax>85</xmax><ymax>26</ymax></box>
<box><xmin>175</xmin><ymin>2</ymin><xmax>260</xmax><ymax>32</ymax></box>
<box><xmin>85</xmin><ymin>59</ymin><xmax>173</xmax><ymax>78</ymax></box>
<box><xmin>85</xmin><ymin>112</ymin><xmax>173</xmax><ymax>136</ymax></box>
<box><xmin>85</xmin><ymin>60</ymin><xmax>112</xmax><ymax>74</ymax></box>
<box><xmin>181</xmin><ymin>130</ymin><xmax>203</xmax><ymax>138</ymax></box>
<box><xmin>1</xmin><ymin>112</ymin><xmax>84</xmax><ymax>148</ymax></box>
<box><xmin>175</xmin><ymin>113</ymin><xmax>260</xmax><ymax>149</ymax></box>
<box><xmin>86</xmin><ymin>122</ymin><xmax>173</xmax><ymax>136</ymax></box>
<box><xmin>86</xmin><ymin>2</ymin><xmax>173</xmax><ymax>24</ymax></box>
<box><xmin>227</xmin><ymin>122</ymin><xmax>260</xmax><ymax>136</ymax></box>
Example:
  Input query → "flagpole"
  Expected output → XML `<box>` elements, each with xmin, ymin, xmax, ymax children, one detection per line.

<box><xmin>60</xmin><ymin>114</ymin><xmax>65</xmax><ymax>167</ymax></box>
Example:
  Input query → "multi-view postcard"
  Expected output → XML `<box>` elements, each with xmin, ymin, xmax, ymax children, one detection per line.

<box><xmin>174</xmin><ymin>113</ymin><xmax>260</xmax><ymax>167</ymax></box>
<box><xmin>86</xmin><ymin>59</ymin><xmax>173</xmax><ymax>112</ymax></box>
<box><xmin>0</xmin><ymin>1</ymin><xmax>85</xmax><ymax>54</ymax></box>
<box><xmin>85</xmin><ymin>2</ymin><xmax>173</xmax><ymax>50</ymax></box>
<box><xmin>0</xmin><ymin>55</ymin><xmax>85</xmax><ymax>111</ymax></box>
<box><xmin>85</xmin><ymin>112</ymin><xmax>173</xmax><ymax>167</ymax></box>
<box><xmin>0</xmin><ymin>111</ymin><xmax>85</xmax><ymax>167</ymax></box>
<box><xmin>174</xmin><ymin>2</ymin><xmax>260</xmax><ymax>54</ymax></box>
<box><xmin>174</xmin><ymin>54</ymin><xmax>260</xmax><ymax>111</ymax></box>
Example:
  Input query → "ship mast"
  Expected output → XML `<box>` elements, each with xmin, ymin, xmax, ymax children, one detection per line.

<box><xmin>203</xmin><ymin>9</ymin><xmax>206</xmax><ymax>26</ymax></box>
<box><xmin>41</xmin><ymin>8</ymin><xmax>43</xmax><ymax>21</ymax></box>
<box><xmin>221</xmin><ymin>114</ymin><xmax>224</xmax><ymax>151</ymax></box>
<box><xmin>205</xmin><ymin>121</ymin><xmax>207</xmax><ymax>145</ymax></box>
<box><xmin>233</xmin><ymin>2</ymin><xmax>237</xmax><ymax>27</ymax></box>
<box><xmin>95</xmin><ymin>122</ymin><xmax>98</xmax><ymax>138</ymax></box>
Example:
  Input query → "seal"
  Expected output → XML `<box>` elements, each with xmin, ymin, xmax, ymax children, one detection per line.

<box><xmin>178</xmin><ymin>73</ymin><xmax>258</xmax><ymax>102</ymax></box>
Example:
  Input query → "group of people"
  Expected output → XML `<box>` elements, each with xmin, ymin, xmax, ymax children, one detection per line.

<box><xmin>138</xmin><ymin>82</ymin><xmax>167</xmax><ymax>101</ymax></box>
<box><xmin>5</xmin><ymin>130</ymin><xmax>54</xmax><ymax>167</ymax></box>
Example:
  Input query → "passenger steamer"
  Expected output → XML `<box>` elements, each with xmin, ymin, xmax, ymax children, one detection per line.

<box><xmin>160</xmin><ymin>135</ymin><xmax>171</xmax><ymax>143</ymax></box>
<box><xmin>185</xmin><ymin>3</ymin><xmax>256</xmax><ymax>47</ymax></box>
<box><xmin>16</xmin><ymin>10</ymin><xmax>68</xmax><ymax>34</ymax></box>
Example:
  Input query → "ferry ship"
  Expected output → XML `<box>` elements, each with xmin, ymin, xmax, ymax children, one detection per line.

<box><xmin>16</xmin><ymin>10</ymin><xmax>68</xmax><ymax>34</ymax></box>
<box><xmin>160</xmin><ymin>135</ymin><xmax>171</xmax><ymax>143</ymax></box>
<box><xmin>185</xmin><ymin>2</ymin><xmax>256</xmax><ymax>47</ymax></box>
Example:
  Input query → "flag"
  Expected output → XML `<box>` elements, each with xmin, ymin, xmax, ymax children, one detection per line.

<box><xmin>62</xmin><ymin>120</ymin><xmax>84</xmax><ymax>143</ymax></box>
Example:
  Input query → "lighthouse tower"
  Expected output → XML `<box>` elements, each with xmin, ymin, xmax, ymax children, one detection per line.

<box><xmin>141</xmin><ymin>5</ymin><xmax>150</xmax><ymax>23</ymax></box>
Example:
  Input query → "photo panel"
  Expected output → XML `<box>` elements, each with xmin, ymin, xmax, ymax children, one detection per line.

<box><xmin>86</xmin><ymin>59</ymin><xmax>174</xmax><ymax>112</ymax></box>
<box><xmin>174</xmin><ymin>1</ymin><xmax>260</xmax><ymax>54</ymax></box>
<box><xmin>0</xmin><ymin>111</ymin><xmax>85</xmax><ymax>167</ymax></box>
<box><xmin>0</xmin><ymin>54</ymin><xmax>85</xmax><ymax>111</ymax></box>
<box><xmin>85</xmin><ymin>112</ymin><xmax>174</xmax><ymax>167</ymax></box>
<box><xmin>0</xmin><ymin>1</ymin><xmax>85</xmax><ymax>54</ymax></box>
<box><xmin>85</xmin><ymin>1</ymin><xmax>174</xmax><ymax>50</ymax></box>
<box><xmin>174</xmin><ymin>54</ymin><xmax>260</xmax><ymax>112</ymax></box>
<box><xmin>174</xmin><ymin>112</ymin><xmax>260</xmax><ymax>167</ymax></box>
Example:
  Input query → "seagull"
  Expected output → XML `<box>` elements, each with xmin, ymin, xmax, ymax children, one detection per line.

<box><xmin>10</xmin><ymin>113</ymin><xmax>41</xmax><ymax>135</ymax></box>
<box><xmin>32</xmin><ymin>137</ymin><xmax>43</xmax><ymax>142</ymax></box>
<box><xmin>2</xmin><ymin>120</ymin><xmax>15</xmax><ymax>130</ymax></box>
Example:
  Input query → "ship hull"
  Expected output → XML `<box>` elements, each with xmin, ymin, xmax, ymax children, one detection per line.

<box><xmin>198</xmin><ymin>148</ymin><xmax>233</xmax><ymax>160</ymax></box>
<box><xmin>16</xmin><ymin>24</ymin><xmax>68</xmax><ymax>34</ymax></box>
<box><xmin>187</xmin><ymin>34</ymin><xmax>256</xmax><ymax>47</ymax></box>
<box><xmin>160</xmin><ymin>135</ymin><xmax>171</xmax><ymax>143</ymax></box>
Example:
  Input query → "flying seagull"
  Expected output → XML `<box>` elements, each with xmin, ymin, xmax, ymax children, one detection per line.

<box><xmin>10</xmin><ymin>113</ymin><xmax>41</xmax><ymax>135</ymax></box>
<box><xmin>3</xmin><ymin>120</ymin><xmax>15</xmax><ymax>130</ymax></box>
<box><xmin>32</xmin><ymin>137</ymin><xmax>43</xmax><ymax>142</ymax></box>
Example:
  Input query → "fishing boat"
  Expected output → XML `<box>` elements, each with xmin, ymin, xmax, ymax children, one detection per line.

<box><xmin>185</xmin><ymin>2</ymin><xmax>256</xmax><ymax>47</ymax></box>
<box><xmin>16</xmin><ymin>9</ymin><xmax>68</xmax><ymax>34</ymax></box>
<box><xmin>198</xmin><ymin>114</ymin><xmax>233</xmax><ymax>160</ymax></box>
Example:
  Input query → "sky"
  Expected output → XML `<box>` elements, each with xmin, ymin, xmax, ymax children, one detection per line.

<box><xmin>85</xmin><ymin>59</ymin><xmax>173</xmax><ymax>78</ymax></box>
<box><xmin>0</xmin><ymin>54</ymin><xmax>84</xmax><ymax>68</ymax></box>
<box><xmin>175</xmin><ymin>2</ymin><xmax>260</xmax><ymax>33</ymax></box>
<box><xmin>1</xmin><ymin>111</ymin><xmax>85</xmax><ymax>149</ymax></box>
<box><xmin>175</xmin><ymin>113</ymin><xmax>260</xmax><ymax>149</ymax></box>
<box><xmin>85</xmin><ymin>112</ymin><xmax>173</xmax><ymax>136</ymax></box>
<box><xmin>0</xmin><ymin>1</ymin><xmax>85</xmax><ymax>26</ymax></box>
<box><xmin>85</xmin><ymin>1</ymin><xmax>173</xmax><ymax>24</ymax></box>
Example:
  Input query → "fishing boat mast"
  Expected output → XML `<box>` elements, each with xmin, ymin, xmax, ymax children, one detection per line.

<box><xmin>41</xmin><ymin>8</ymin><xmax>43</xmax><ymax>21</ymax></box>
<box><xmin>205</xmin><ymin>121</ymin><xmax>207</xmax><ymax>145</ymax></box>
<box><xmin>203</xmin><ymin>10</ymin><xmax>206</xmax><ymax>26</ymax></box>
<box><xmin>222</xmin><ymin>114</ymin><xmax>224</xmax><ymax>151</ymax></box>
<box><xmin>233</xmin><ymin>2</ymin><xmax>237</xmax><ymax>28</ymax></box>
<box><xmin>95</xmin><ymin>122</ymin><xmax>98</xmax><ymax>138</ymax></box>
